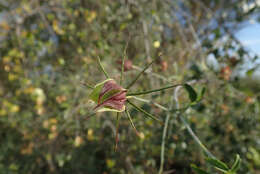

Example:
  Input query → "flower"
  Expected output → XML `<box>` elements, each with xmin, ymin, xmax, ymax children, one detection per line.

<box><xmin>220</xmin><ymin>66</ymin><xmax>232</xmax><ymax>80</ymax></box>
<box><xmin>116</xmin><ymin>59</ymin><xmax>133</xmax><ymax>71</ymax></box>
<box><xmin>89</xmin><ymin>79</ymin><xmax>127</xmax><ymax>112</ymax></box>
<box><xmin>153</xmin><ymin>41</ymin><xmax>160</xmax><ymax>48</ymax></box>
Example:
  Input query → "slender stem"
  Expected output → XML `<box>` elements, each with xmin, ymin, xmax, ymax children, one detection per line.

<box><xmin>85</xmin><ymin>112</ymin><xmax>97</xmax><ymax>120</ymax></box>
<box><xmin>120</xmin><ymin>40</ymin><xmax>129</xmax><ymax>85</ymax></box>
<box><xmin>127</xmin><ymin>84</ymin><xmax>183</xmax><ymax>96</ymax></box>
<box><xmin>158</xmin><ymin>111</ymin><xmax>171</xmax><ymax>174</ymax></box>
<box><xmin>120</xmin><ymin>55</ymin><xmax>125</xmax><ymax>85</ymax></box>
<box><xmin>114</xmin><ymin>112</ymin><xmax>121</xmax><ymax>151</ymax></box>
<box><xmin>97</xmin><ymin>56</ymin><xmax>109</xmax><ymax>79</ymax></box>
<box><xmin>125</xmin><ymin>109</ymin><xmax>140</xmax><ymax>137</ymax></box>
<box><xmin>132</xmin><ymin>65</ymin><xmax>170</xmax><ymax>82</ymax></box>
<box><xmin>159</xmin><ymin>84</ymin><xmax>215</xmax><ymax>174</ymax></box>
<box><xmin>175</xmin><ymin>85</ymin><xmax>214</xmax><ymax>158</ymax></box>
<box><xmin>126</xmin><ymin>59</ymin><xmax>155</xmax><ymax>89</ymax></box>
<box><xmin>158</xmin><ymin>87</ymin><xmax>177</xmax><ymax>174</ymax></box>
<box><xmin>179</xmin><ymin>115</ymin><xmax>215</xmax><ymax>158</ymax></box>
<box><xmin>127</xmin><ymin>100</ymin><xmax>163</xmax><ymax>125</ymax></box>
<box><xmin>174</xmin><ymin>84</ymin><xmax>215</xmax><ymax>158</ymax></box>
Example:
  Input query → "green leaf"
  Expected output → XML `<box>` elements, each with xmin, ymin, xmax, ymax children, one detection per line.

<box><xmin>230</xmin><ymin>154</ymin><xmax>241</xmax><ymax>173</ymax></box>
<box><xmin>89</xmin><ymin>79</ymin><xmax>113</xmax><ymax>103</ymax></box>
<box><xmin>125</xmin><ymin>109</ymin><xmax>140</xmax><ymax>137</ymax></box>
<box><xmin>246</xmin><ymin>68</ymin><xmax>255</xmax><ymax>77</ymax></box>
<box><xmin>97</xmin><ymin>56</ymin><xmax>109</xmax><ymax>78</ymax></box>
<box><xmin>96</xmin><ymin>106</ymin><xmax>125</xmax><ymax>113</ymax></box>
<box><xmin>197</xmin><ymin>87</ymin><xmax>206</xmax><ymax>101</ymax></box>
<box><xmin>184</xmin><ymin>84</ymin><xmax>197</xmax><ymax>102</ymax></box>
<box><xmin>206</xmin><ymin>158</ymin><xmax>229</xmax><ymax>172</ymax></box>
<box><xmin>191</xmin><ymin>164</ymin><xmax>210</xmax><ymax>174</ymax></box>
<box><xmin>127</xmin><ymin>84</ymin><xmax>182</xmax><ymax>96</ymax></box>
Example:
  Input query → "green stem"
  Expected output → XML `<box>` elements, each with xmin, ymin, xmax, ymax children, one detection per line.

<box><xmin>179</xmin><ymin>115</ymin><xmax>215</xmax><ymax>158</ymax></box>
<box><xmin>120</xmin><ymin>41</ymin><xmax>129</xmax><ymax>85</ymax></box>
<box><xmin>158</xmin><ymin>87</ymin><xmax>176</xmax><ymax>174</ymax></box>
<box><xmin>120</xmin><ymin>56</ymin><xmax>125</xmax><ymax>85</ymax></box>
<box><xmin>98</xmin><ymin>56</ymin><xmax>109</xmax><ymax>79</ymax></box>
<box><xmin>159</xmin><ymin>85</ymin><xmax>214</xmax><ymax>174</ymax></box>
<box><xmin>85</xmin><ymin>112</ymin><xmax>97</xmax><ymax>120</ymax></box>
<box><xmin>127</xmin><ymin>84</ymin><xmax>183</xmax><ymax>96</ymax></box>
<box><xmin>158</xmin><ymin>111</ymin><xmax>171</xmax><ymax>174</ymax></box>
<box><xmin>114</xmin><ymin>113</ymin><xmax>121</xmax><ymax>151</ymax></box>
<box><xmin>126</xmin><ymin>59</ymin><xmax>155</xmax><ymax>89</ymax></box>
<box><xmin>132</xmin><ymin>65</ymin><xmax>170</xmax><ymax>82</ymax></box>
<box><xmin>127</xmin><ymin>100</ymin><xmax>163</xmax><ymax>125</ymax></box>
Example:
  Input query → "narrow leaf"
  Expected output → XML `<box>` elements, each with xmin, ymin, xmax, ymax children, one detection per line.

<box><xmin>246</xmin><ymin>68</ymin><xmax>255</xmax><ymax>77</ymax></box>
<box><xmin>230</xmin><ymin>154</ymin><xmax>241</xmax><ymax>173</ymax></box>
<box><xmin>98</xmin><ymin>56</ymin><xmax>109</xmax><ymax>78</ymax></box>
<box><xmin>206</xmin><ymin>158</ymin><xmax>229</xmax><ymax>172</ymax></box>
<box><xmin>127</xmin><ymin>100</ymin><xmax>163</xmax><ymax>125</ymax></box>
<box><xmin>191</xmin><ymin>164</ymin><xmax>210</xmax><ymax>174</ymax></box>
<box><xmin>197</xmin><ymin>87</ymin><xmax>206</xmax><ymax>101</ymax></box>
<box><xmin>96</xmin><ymin>107</ymin><xmax>125</xmax><ymax>113</ymax></box>
<box><xmin>89</xmin><ymin>79</ymin><xmax>113</xmax><ymax>103</ymax></box>
<box><xmin>125</xmin><ymin>109</ymin><xmax>140</xmax><ymax>137</ymax></box>
<box><xmin>184</xmin><ymin>84</ymin><xmax>197</xmax><ymax>102</ymax></box>
<box><xmin>127</xmin><ymin>84</ymin><xmax>182</xmax><ymax>96</ymax></box>
<box><xmin>80</xmin><ymin>81</ymin><xmax>94</xmax><ymax>89</ymax></box>
<box><xmin>126</xmin><ymin>59</ymin><xmax>155</xmax><ymax>89</ymax></box>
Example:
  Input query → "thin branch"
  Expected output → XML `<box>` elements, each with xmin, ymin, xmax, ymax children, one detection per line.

<box><xmin>159</xmin><ymin>81</ymin><xmax>215</xmax><ymax>174</ymax></box>
<box><xmin>142</xmin><ymin>20</ymin><xmax>151</xmax><ymax>62</ymax></box>
<box><xmin>158</xmin><ymin>86</ymin><xmax>178</xmax><ymax>174</ymax></box>
<box><xmin>85</xmin><ymin>112</ymin><xmax>97</xmax><ymax>120</ymax></box>
<box><xmin>179</xmin><ymin>115</ymin><xmax>215</xmax><ymax>158</ymax></box>
<box><xmin>132</xmin><ymin>65</ymin><xmax>170</xmax><ymax>82</ymax></box>
<box><xmin>171</xmin><ymin>10</ymin><xmax>189</xmax><ymax>49</ymax></box>
<box><xmin>126</xmin><ymin>59</ymin><xmax>155</xmax><ymax>89</ymax></box>
<box><xmin>127</xmin><ymin>84</ymin><xmax>183</xmax><ymax>96</ymax></box>
<box><xmin>114</xmin><ymin>112</ymin><xmax>121</xmax><ymax>151</ymax></box>
<box><xmin>174</xmin><ymin>85</ymin><xmax>215</xmax><ymax>158</ymax></box>
<box><xmin>120</xmin><ymin>39</ymin><xmax>129</xmax><ymax>85</ymax></box>
<box><xmin>120</xmin><ymin>49</ymin><xmax>126</xmax><ymax>85</ymax></box>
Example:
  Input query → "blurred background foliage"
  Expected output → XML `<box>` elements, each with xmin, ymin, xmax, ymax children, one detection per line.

<box><xmin>0</xmin><ymin>0</ymin><xmax>259</xmax><ymax>173</ymax></box>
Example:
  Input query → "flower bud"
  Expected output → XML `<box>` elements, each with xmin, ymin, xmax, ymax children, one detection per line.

<box><xmin>116</xmin><ymin>59</ymin><xmax>133</xmax><ymax>71</ymax></box>
<box><xmin>89</xmin><ymin>79</ymin><xmax>127</xmax><ymax>112</ymax></box>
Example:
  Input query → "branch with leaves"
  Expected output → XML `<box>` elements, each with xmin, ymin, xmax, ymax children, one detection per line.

<box><xmin>83</xmin><ymin>49</ymin><xmax>242</xmax><ymax>174</ymax></box>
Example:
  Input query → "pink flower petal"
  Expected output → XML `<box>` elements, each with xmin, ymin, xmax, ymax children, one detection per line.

<box><xmin>94</xmin><ymin>80</ymin><xmax>127</xmax><ymax>112</ymax></box>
